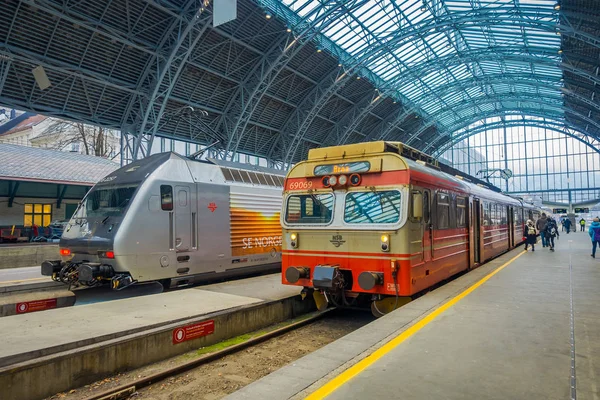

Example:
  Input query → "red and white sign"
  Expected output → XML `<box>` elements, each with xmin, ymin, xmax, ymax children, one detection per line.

<box><xmin>172</xmin><ymin>320</ymin><xmax>215</xmax><ymax>344</ymax></box>
<box><xmin>207</xmin><ymin>202</ymin><xmax>218</xmax><ymax>212</ymax></box>
<box><xmin>16</xmin><ymin>298</ymin><xmax>57</xmax><ymax>314</ymax></box>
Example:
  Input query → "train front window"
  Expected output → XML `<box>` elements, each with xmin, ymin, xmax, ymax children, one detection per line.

<box><xmin>344</xmin><ymin>191</ymin><xmax>402</xmax><ymax>224</ymax></box>
<box><xmin>77</xmin><ymin>184</ymin><xmax>139</xmax><ymax>218</ymax></box>
<box><xmin>285</xmin><ymin>194</ymin><xmax>334</xmax><ymax>224</ymax></box>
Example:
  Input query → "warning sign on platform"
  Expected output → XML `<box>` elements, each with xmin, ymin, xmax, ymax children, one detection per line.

<box><xmin>16</xmin><ymin>298</ymin><xmax>57</xmax><ymax>314</ymax></box>
<box><xmin>172</xmin><ymin>320</ymin><xmax>215</xmax><ymax>344</ymax></box>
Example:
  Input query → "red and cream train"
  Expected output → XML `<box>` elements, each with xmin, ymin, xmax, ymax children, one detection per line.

<box><xmin>280</xmin><ymin>141</ymin><xmax>541</xmax><ymax>315</ymax></box>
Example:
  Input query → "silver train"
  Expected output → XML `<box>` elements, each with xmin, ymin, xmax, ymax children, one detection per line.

<box><xmin>41</xmin><ymin>153</ymin><xmax>284</xmax><ymax>289</ymax></box>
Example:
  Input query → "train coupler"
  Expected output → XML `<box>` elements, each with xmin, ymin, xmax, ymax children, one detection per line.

<box><xmin>111</xmin><ymin>275</ymin><xmax>136</xmax><ymax>290</ymax></box>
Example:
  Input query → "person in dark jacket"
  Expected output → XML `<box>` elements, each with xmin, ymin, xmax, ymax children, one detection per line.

<box><xmin>544</xmin><ymin>217</ymin><xmax>559</xmax><ymax>251</ymax></box>
<box><xmin>525</xmin><ymin>219</ymin><xmax>537</xmax><ymax>251</ymax></box>
<box><xmin>536</xmin><ymin>213</ymin><xmax>548</xmax><ymax>247</ymax></box>
<box><xmin>563</xmin><ymin>217</ymin><xmax>572</xmax><ymax>234</ymax></box>
<box><xmin>589</xmin><ymin>218</ymin><xmax>600</xmax><ymax>258</ymax></box>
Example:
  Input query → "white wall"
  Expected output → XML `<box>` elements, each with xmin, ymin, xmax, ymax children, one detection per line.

<box><xmin>0</xmin><ymin>197</ymin><xmax>79</xmax><ymax>227</ymax></box>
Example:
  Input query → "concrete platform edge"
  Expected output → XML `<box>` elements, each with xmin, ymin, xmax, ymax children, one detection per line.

<box><xmin>225</xmin><ymin>247</ymin><xmax>524</xmax><ymax>400</ymax></box>
<box><xmin>0</xmin><ymin>293</ymin><xmax>315</xmax><ymax>400</ymax></box>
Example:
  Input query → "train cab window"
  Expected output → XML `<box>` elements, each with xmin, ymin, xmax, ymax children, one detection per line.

<box><xmin>344</xmin><ymin>191</ymin><xmax>402</xmax><ymax>224</ymax></box>
<box><xmin>285</xmin><ymin>194</ymin><xmax>334</xmax><ymax>224</ymax></box>
<box><xmin>160</xmin><ymin>185</ymin><xmax>173</xmax><ymax>211</ymax></box>
<box><xmin>436</xmin><ymin>193</ymin><xmax>450</xmax><ymax>229</ymax></box>
<box><xmin>456</xmin><ymin>197</ymin><xmax>467</xmax><ymax>227</ymax></box>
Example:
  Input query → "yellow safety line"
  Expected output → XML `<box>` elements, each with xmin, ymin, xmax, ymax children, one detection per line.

<box><xmin>1</xmin><ymin>277</ymin><xmax>48</xmax><ymax>284</ymax></box>
<box><xmin>305</xmin><ymin>249</ymin><xmax>527</xmax><ymax>400</ymax></box>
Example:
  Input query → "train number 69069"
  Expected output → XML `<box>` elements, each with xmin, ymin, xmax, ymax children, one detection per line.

<box><xmin>288</xmin><ymin>180</ymin><xmax>313</xmax><ymax>190</ymax></box>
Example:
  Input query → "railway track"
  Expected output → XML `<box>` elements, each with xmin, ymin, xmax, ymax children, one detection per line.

<box><xmin>54</xmin><ymin>309</ymin><xmax>372</xmax><ymax>400</ymax></box>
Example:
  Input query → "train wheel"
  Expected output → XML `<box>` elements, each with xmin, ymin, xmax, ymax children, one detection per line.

<box><xmin>371</xmin><ymin>296</ymin><xmax>412</xmax><ymax>317</ymax></box>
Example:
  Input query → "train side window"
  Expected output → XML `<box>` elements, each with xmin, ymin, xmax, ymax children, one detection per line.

<box><xmin>436</xmin><ymin>193</ymin><xmax>450</xmax><ymax>229</ymax></box>
<box><xmin>423</xmin><ymin>191</ymin><xmax>430</xmax><ymax>223</ymax></box>
<box><xmin>456</xmin><ymin>197</ymin><xmax>467</xmax><ymax>227</ymax></box>
<box><xmin>160</xmin><ymin>185</ymin><xmax>173</xmax><ymax>211</ymax></box>
<box><xmin>448</xmin><ymin>195</ymin><xmax>457</xmax><ymax>229</ymax></box>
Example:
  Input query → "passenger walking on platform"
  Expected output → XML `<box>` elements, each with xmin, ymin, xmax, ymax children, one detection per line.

<box><xmin>561</xmin><ymin>218</ymin><xmax>565</xmax><ymax>232</ymax></box>
<box><xmin>589</xmin><ymin>217</ymin><xmax>600</xmax><ymax>258</ymax></box>
<box><xmin>525</xmin><ymin>219</ymin><xmax>537</xmax><ymax>252</ymax></box>
<box><xmin>544</xmin><ymin>218</ymin><xmax>559</xmax><ymax>251</ymax></box>
<box><xmin>536</xmin><ymin>213</ymin><xmax>548</xmax><ymax>247</ymax></box>
<box><xmin>563</xmin><ymin>217</ymin><xmax>572</xmax><ymax>234</ymax></box>
<box><xmin>580</xmin><ymin>218</ymin><xmax>586</xmax><ymax>232</ymax></box>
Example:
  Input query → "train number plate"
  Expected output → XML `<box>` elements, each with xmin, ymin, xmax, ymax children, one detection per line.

<box><xmin>172</xmin><ymin>320</ymin><xmax>215</xmax><ymax>344</ymax></box>
<box><xmin>16</xmin><ymin>298</ymin><xmax>57</xmax><ymax>314</ymax></box>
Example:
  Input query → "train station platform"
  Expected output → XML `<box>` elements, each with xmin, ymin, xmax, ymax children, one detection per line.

<box><xmin>0</xmin><ymin>273</ymin><xmax>306</xmax><ymax>400</ymax></box>
<box><xmin>228</xmin><ymin>231</ymin><xmax>600</xmax><ymax>400</ymax></box>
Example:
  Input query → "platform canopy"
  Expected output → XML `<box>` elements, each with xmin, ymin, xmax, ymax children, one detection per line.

<box><xmin>0</xmin><ymin>0</ymin><xmax>597</xmax><ymax>165</ymax></box>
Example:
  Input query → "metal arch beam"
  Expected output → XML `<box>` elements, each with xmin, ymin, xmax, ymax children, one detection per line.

<box><xmin>126</xmin><ymin>1</ymin><xmax>209</xmax><ymax>160</ymax></box>
<box><xmin>279</xmin><ymin>66</ymin><xmax>346</xmax><ymax>165</ymax></box>
<box><xmin>422</xmin><ymin>107</ymin><xmax>600</xmax><ymax>153</ymax></box>
<box><xmin>434</xmin><ymin>119</ymin><xmax>600</xmax><ymax>158</ymax></box>
<box><xmin>218</xmin><ymin>0</ymin><xmax>368</xmax><ymax>159</ymax></box>
<box><xmin>415</xmin><ymin>74</ymin><xmax>600</xmax><ymax>115</ymax></box>
<box><xmin>361</xmin><ymin>8</ymin><xmax>600</xmax><ymax>65</ymax></box>
<box><xmin>409</xmin><ymin>94</ymin><xmax>600</xmax><ymax>144</ymax></box>
<box><xmin>384</xmin><ymin>48</ymin><xmax>600</xmax><ymax>92</ymax></box>
<box><xmin>323</xmin><ymin>89</ymin><xmax>381</xmax><ymax>146</ymax></box>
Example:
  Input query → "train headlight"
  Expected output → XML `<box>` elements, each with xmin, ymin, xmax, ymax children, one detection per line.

<box><xmin>338</xmin><ymin>175</ymin><xmax>348</xmax><ymax>186</ymax></box>
<box><xmin>329</xmin><ymin>175</ymin><xmax>338</xmax><ymax>186</ymax></box>
<box><xmin>380</xmin><ymin>234</ymin><xmax>390</xmax><ymax>252</ymax></box>
<box><xmin>290</xmin><ymin>232</ymin><xmax>298</xmax><ymax>248</ymax></box>
<box><xmin>350</xmin><ymin>173</ymin><xmax>361</xmax><ymax>186</ymax></box>
<box><xmin>322</xmin><ymin>176</ymin><xmax>331</xmax><ymax>187</ymax></box>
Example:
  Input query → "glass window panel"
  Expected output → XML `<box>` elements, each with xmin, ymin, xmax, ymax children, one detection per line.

<box><xmin>33</xmin><ymin>215</ymin><xmax>42</xmax><ymax>226</ymax></box>
<box><xmin>24</xmin><ymin>204</ymin><xmax>32</xmax><ymax>213</ymax></box>
<box><xmin>285</xmin><ymin>194</ymin><xmax>334</xmax><ymax>224</ymax></box>
<box><xmin>24</xmin><ymin>215</ymin><xmax>33</xmax><ymax>227</ymax></box>
<box><xmin>43</xmin><ymin>204</ymin><xmax>52</xmax><ymax>214</ymax></box>
<box><xmin>43</xmin><ymin>215</ymin><xmax>51</xmax><ymax>227</ymax></box>
<box><xmin>34</xmin><ymin>204</ymin><xmax>42</xmax><ymax>213</ymax></box>
<box><xmin>345</xmin><ymin>191</ymin><xmax>402</xmax><ymax>224</ymax></box>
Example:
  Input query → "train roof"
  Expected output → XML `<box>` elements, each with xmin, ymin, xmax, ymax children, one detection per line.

<box><xmin>96</xmin><ymin>152</ymin><xmax>285</xmax><ymax>188</ymax></box>
<box><xmin>305</xmin><ymin>141</ymin><xmax>526</xmax><ymax>206</ymax></box>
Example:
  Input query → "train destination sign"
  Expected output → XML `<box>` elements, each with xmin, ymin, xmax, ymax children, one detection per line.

<box><xmin>553</xmin><ymin>208</ymin><xmax>567</xmax><ymax>214</ymax></box>
<box><xmin>574</xmin><ymin>207</ymin><xmax>589</xmax><ymax>213</ymax></box>
<box><xmin>314</xmin><ymin>161</ymin><xmax>370</xmax><ymax>176</ymax></box>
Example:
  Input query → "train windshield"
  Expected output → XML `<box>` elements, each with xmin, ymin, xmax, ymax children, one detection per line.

<box><xmin>344</xmin><ymin>190</ymin><xmax>402</xmax><ymax>224</ymax></box>
<box><xmin>75</xmin><ymin>184</ymin><xmax>139</xmax><ymax>218</ymax></box>
<box><xmin>285</xmin><ymin>194</ymin><xmax>334</xmax><ymax>224</ymax></box>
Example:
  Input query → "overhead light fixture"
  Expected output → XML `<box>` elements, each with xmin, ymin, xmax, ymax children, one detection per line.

<box><xmin>554</xmin><ymin>4</ymin><xmax>560</xmax><ymax>10</ymax></box>
<box><xmin>338</xmin><ymin>63</ymin><xmax>342</xmax><ymax>67</ymax></box>
<box><xmin>556</xmin><ymin>30</ymin><xmax>561</xmax><ymax>36</ymax></box>
<box><xmin>317</xmin><ymin>48</ymin><xmax>322</xmax><ymax>53</ymax></box>
<box><xmin>558</xmin><ymin>49</ymin><xmax>563</xmax><ymax>54</ymax></box>
<box><xmin>265</xmin><ymin>13</ymin><xmax>271</xmax><ymax>19</ymax></box>
<box><xmin>286</xmin><ymin>28</ymin><xmax>291</xmax><ymax>32</ymax></box>
<box><xmin>356</xmin><ymin>76</ymin><xmax>361</xmax><ymax>80</ymax></box>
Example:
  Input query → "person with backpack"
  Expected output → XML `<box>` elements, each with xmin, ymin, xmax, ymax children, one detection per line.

<box><xmin>580</xmin><ymin>218</ymin><xmax>586</xmax><ymax>232</ymax></box>
<box><xmin>525</xmin><ymin>219</ymin><xmax>537</xmax><ymax>251</ymax></box>
<box><xmin>589</xmin><ymin>217</ymin><xmax>600</xmax><ymax>258</ymax></box>
<box><xmin>544</xmin><ymin>217</ymin><xmax>559</xmax><ymax>251</ymax></box>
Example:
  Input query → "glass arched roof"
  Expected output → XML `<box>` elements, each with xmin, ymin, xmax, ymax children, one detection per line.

<box><xmin>258</xmin><ymin>0</ymin><xmax>597</xmax><ymax>142</ymax></box>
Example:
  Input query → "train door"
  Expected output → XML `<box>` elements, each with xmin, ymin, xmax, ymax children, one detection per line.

<box><xmin>508</xmin><ymin>206</ymin><xmax>514</xmax><ymax>248</ymax></box>
<box><xmin>174</xmin><ymin>186</ymin><xmax>192</xmax><ymax>253</ymax></box>
<box><xmin>423</xmin><ymin>190</ymin><xmax>432</xmax><ymax>262</ymax></box>
<box><xmin>472</xmin><ymin>198</ymin><xmax>481</xmax><ymax>265</ymax></box>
